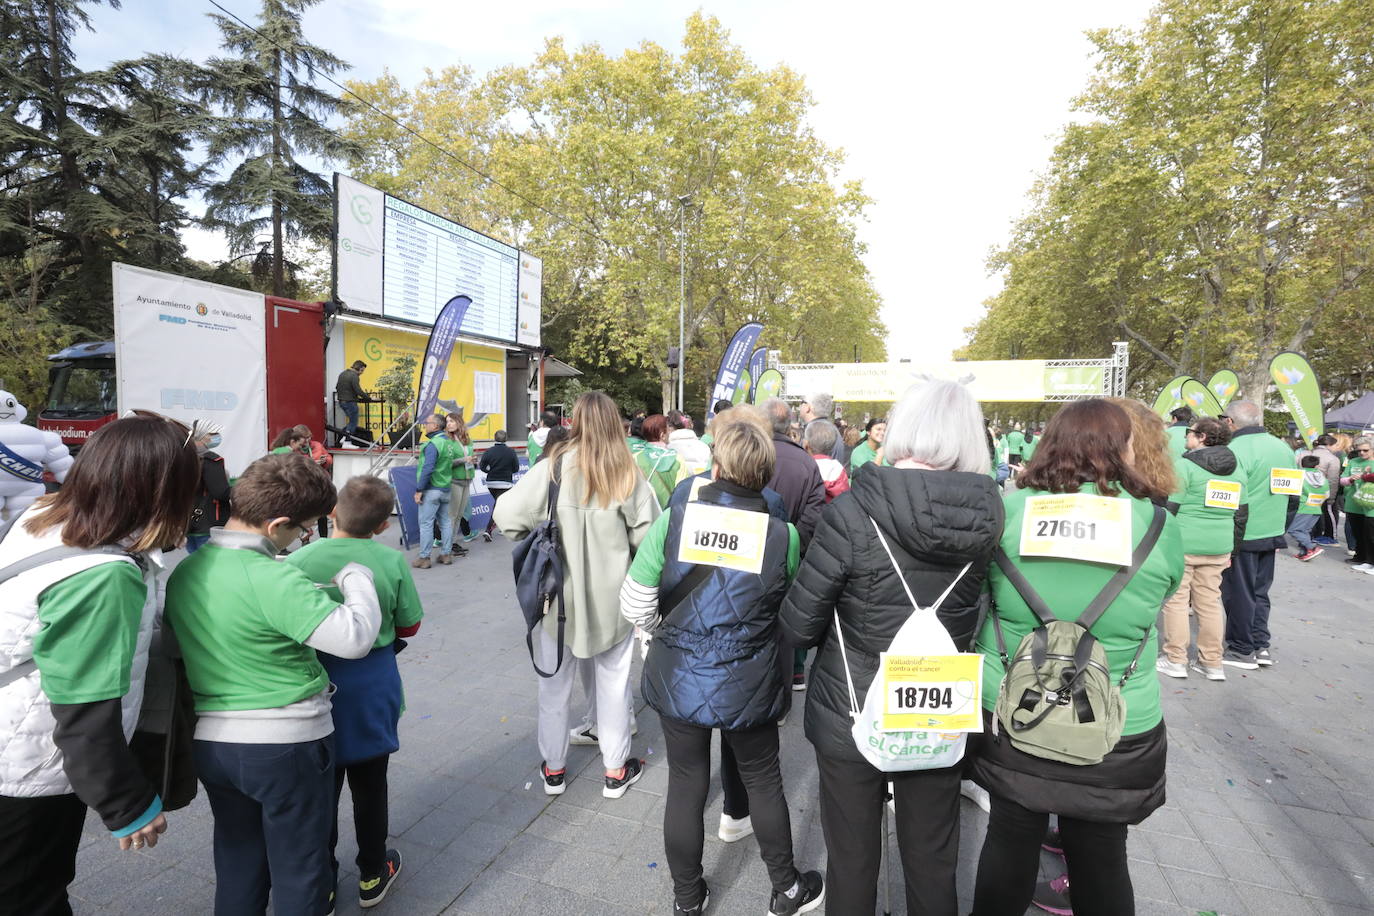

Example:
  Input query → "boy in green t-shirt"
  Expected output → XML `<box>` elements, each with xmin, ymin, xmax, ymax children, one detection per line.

<box><xmin>287</xmin><ymin>475</ymin><xmax>423</xmax><ymax>909</ymax></box>
<box><xmin>165</xmin><ymin>452</ymin><xmax>382</xmax><ymax>916</ymax></box>
<box><xmin>1287</xmin><ymin>454</ymin><xmax>1329</xmax><ymax>561</ymax></box>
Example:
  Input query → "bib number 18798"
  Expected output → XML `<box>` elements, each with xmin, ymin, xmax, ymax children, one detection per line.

<box><xmin>692</xmin><ymin>530</ymin><xmax>739</xmax><ymax>551</ymax></box>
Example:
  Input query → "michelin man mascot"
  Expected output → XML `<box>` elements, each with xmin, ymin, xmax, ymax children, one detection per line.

<box><xmin>0</xmin><ymin>389</ymin><xmax>73</xmax><ymax>537</ymax></box>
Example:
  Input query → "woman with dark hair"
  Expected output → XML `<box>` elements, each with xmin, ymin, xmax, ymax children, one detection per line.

<box><xmin>970</xmin><ymin>399</ymin><xmax>1184</xmax><ymax>916</ymax></box>
<box><xmin>0</xmin><ymin>413</ymin><xmax>202</xmax><ymax>914</ymax></box>
<box><xmin>270</xmin><ymin>427</ymin><xmax>308</xmax><ymax>455</ymax></box>
<box><xmin>634</xmin><ymin>414</ymin><xmax>685</xmax><ymax>508</ymax></box>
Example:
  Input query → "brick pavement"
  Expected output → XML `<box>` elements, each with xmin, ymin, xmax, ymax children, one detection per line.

<box><xmin>68</xmin><ymin>535</ymin><xmax>1373</xmax><ymax>915</ymax></box>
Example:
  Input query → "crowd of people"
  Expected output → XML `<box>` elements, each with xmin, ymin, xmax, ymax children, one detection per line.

<box><xmin>0</xmin><ymin>379</ymin><xmax>1355</xmax><ymax>916</ymax></box>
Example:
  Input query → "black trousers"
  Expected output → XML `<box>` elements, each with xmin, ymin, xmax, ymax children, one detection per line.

<box><xmin>719</xmin><ymin>739</ymin><xmax>748</xmax><ymax>818</ymax></box>
<box><xmin>330</xmin><ymin>754</ymin><xmax>390</xmax><ymax>879</ymax></box>
<box><xmin>1349</xmin><ymin>513</ymin><xmax>1374</xmax><ymax>565</ymax></box>
<box><xmin>1221</xmin><ymin>548</ymin><xmax>1276</xmax><ymax>655</ymax></box>
<box><xmin>485</xmin><ymin>487</ymin><xmax>508</xmax><ymax>533</ymax></box>
<box><xmin>659</xmin><ymin>717</ymin><xmax>798</xmax><ymax>906</ymax></box>
<box><xmin>815</xmin><ymin>751</ymin><xmax>962</xmax><ymax>916</ymax></box>
<box><xmin>1315</xmin><ymin>497</ymin><xmax>1338</xmax><ymax>540</ymax></box>
<box><xmin>0</xmin><ymin>793</ymin><xmax>88</xmax><ymax>916</ymax></box>
<box><xmin>971</xmin><ymin>792</ymin><xmax>1133</xmax><ymax>916</ymax></box>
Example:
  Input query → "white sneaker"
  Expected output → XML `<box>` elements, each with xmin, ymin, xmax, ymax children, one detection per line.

<box><xmin>1353</xmin><ymin>563</ymin><xmax>1373</xmax><ymax>572</ymax></box>
<box><xmin>1155</xmin><ymin>658</ymin><xmax>1189</xmax><ymax>678</ymax></box>
<box><xmin>718</xmin><ymin>813</ymin><xmax>753</xmax><ymax>843</ymax></box>
<box><xmin>1365</xmin><ymin>566</ymin><xmax>1374</xmax><ymax>576</ymax></box>
<box><xmin>1189</xmin><ymin>661</ymin><xmax>1226</xmax><ymax>681</ymax></box>
<box><xmin>960</xmin><ymin>779</ymin><xmax>991</xmax><ymax>813</ymax></box>
<box><xmin>338</xmin><ymin>440</ymin><xmax>359</xmax><ymax>450</ymax></box>
<box><xmin>568</xmin><ymin>725</ymin><xmax>598</xmax><ymax>746</ymax></box>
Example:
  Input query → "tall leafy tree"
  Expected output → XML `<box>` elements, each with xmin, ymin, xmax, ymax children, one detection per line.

<box><xmin>343</xmin><ymin>14</ymin><xmax>885</xmax><ymax>411</ymax></box>
<box><xmin>966</xmin><ymin>0</ymin><xmax>1374</xmax><ymax>401</ymax></box>
<box><xmin>201</xmin><ymin>0</ymin><xmax>353</xmax><ymax>296</ymax></box>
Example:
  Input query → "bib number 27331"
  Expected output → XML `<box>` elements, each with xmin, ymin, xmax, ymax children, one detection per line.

<box><xmin>1019</xmin><ymin>493</ymin><xmax>1133</xmax><ymax>567</ymax></box>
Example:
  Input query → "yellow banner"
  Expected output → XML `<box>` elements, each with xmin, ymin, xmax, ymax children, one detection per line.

<box><xmin>342</xmin><ymin>323</ymin><xmax>506</xmax><ymax>440</ymax></box>
<box><xmin>828</xmin><ymin>360</ymin><xmax>1100</xmax><ymax>402</ymax></box>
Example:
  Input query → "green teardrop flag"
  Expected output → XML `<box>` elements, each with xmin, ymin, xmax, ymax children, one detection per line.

<box><xmin>733</xmin><ymin>370</ymin><xmax>751</xmax><ymax>405</ymax></box>
<box><xmin>754</xmin><ymin>368</ymin><xmax>784</xmax><ymax>402</ymax></box>
<box><xmin>1269</xmin><ymin>352</ymin><xmax>1323</xmax><ymax>448</ymax></box>
<box><xmin>1179</xmin><ymin>378</ymin><xmax>1224</xmax><ymax>417</ymax></box>
<box><xmin>1205</xmin><ymin>369</ymin><xmax>1241</xmax><ymax>409</ymax></box>
<box><xmin>1152</xmin><ymin>375</ymin><xmax>1192</xmax><ymax>418</ymax></box>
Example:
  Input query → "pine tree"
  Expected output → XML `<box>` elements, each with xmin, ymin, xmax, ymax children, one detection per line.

<box><xmin>201</xmin><ymin>0</ymin><xmax>354</xmax><ymax>297</ymax></box>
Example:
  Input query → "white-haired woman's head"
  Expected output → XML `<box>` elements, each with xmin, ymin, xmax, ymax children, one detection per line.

<box><xmin>884</xmin><ymin>379</ymin><xmax>988</xmax><ymax>473</ymax></box>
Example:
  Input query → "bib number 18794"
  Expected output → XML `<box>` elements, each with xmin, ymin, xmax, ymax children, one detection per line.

<box><xmin>892</xmin><ymin>684</ymin><xmax>954</xmax><ymax>711</ymax></box>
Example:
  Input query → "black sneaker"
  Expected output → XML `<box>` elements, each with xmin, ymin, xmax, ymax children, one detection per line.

<box><xmin>768</xmin><ymin>870</ymin><xmax>824</xmax><ymax>916</ymax></box>
<box><xmin>1032</xmin><ymin>873</ymin><xmax>1072</xmax><ymax>915</ymax></box>
<box><xmin>791</xmin><ymin>672</ymin><xmax>806</xmax><ymax>691</ymax></box>
<box><xmin>541</xmin><ymin>762</ymin><xmax>567</xmax><ymax>796</ymax></box>
<box><xmin>1041</xmin><ymin>825</ymin><xmax>1064</xmax><ymax>856</ymax></box>
<box><xmin>1256</xmin><ymin>648</ymin><xmax>1274</xmax><ymax>667</ymax></box>
<box><xmin>674</xmin><ymin>882</ymin><xmax>709</xmax><ymax>914</ymax></box>
<box><xmin>1222</xmin><ymin>649</ymin><xmax>1259</xmax><ymax>670</ymax></box>
<box><xmin>482</xmin><ymin>530</ymin><xmax>494</xmax><ymax>542</ymax></box>
<box><xmin>359</xmin><ymin>848</ymin><xmax>402</xmax><ymax>908</ymax></box>
<box><xmin>603</xmin><ymin>757</ymin><xmax>644</xmax><ymax>799</ymax></box>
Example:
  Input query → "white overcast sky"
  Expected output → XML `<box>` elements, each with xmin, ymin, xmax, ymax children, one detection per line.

<box><xmin>74</xmin><ymin>0</ymin><xmax>1157</xmax><ymax>362</ymax></box>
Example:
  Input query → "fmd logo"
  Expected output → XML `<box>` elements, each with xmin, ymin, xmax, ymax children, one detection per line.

<box><xmin>159</xmin><ymin>314</ymin><xmax>187</xmax><ymax>325</ymax></box>
<box><xmin>160</xmin><ymin>389</ymin><xmax>238</xmax><ymax>410</ymax></box>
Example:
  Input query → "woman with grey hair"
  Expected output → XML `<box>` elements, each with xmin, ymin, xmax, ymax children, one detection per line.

<box><xmin>780</xmin><ymin>380</ymin><xmax>1004</xmax><ymax>915</ymax></box>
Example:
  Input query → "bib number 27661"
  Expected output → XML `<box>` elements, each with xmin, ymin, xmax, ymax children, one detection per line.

<box><xmin>1019</xmin><ymin>493</ymin><xmax>1133</xmax><ymax>567</ymax></box>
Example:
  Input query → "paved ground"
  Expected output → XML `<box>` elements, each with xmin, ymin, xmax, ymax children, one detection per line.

<box><xmin>69</xmin><ymin>532</ymin><xmax>1373</xmax><ymax>915</ymax></box>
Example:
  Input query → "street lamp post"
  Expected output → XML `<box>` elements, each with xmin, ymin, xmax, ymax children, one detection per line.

<box><xmin>677</xmin><ymin>195</ymin><xmax>690</xmax><ymax>413</ymax></box>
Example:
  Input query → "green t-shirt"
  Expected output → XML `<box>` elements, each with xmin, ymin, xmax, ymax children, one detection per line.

<box><xmin>286</xmin><ymin>538</ymin><xmax>423</xmax><ymax>649</ymax></box>
<box><xmin>1165</xmin><ymin>424</ymin><xmax>1189</xmax><ymax>457</ymax></box>
<box><xmin>975</xmin><ymin>483</ymin><xmax>1184</xmax><ymax>736</ymax></box>
<box><xmin>270</xmin><ymin>446</ymin><xmax>295</xmax><ymax>455</ymax></box>
<box><xmin>1343</xmin><ymin>456</ymin><xmax>1374</xmax><ymax>515</ymax></box>
<box><xmin>450</xmin><ymin>439</ymin><xmax>476</xmax><ymax>482</ymax></box>
<box><xmin>850</xmin><ymin>440</ymin><xmax>879</xmax><ymax>471</ymax></box>
<box><xmin>635</xmin><ymin>444</ymin><xmax>683</xmax><ymax>509</ymax></box>
<box><xmin>1229</xmin><ymin>430</ymin><xmax>1298</xmax><ymax>539</ymax></box>
<box><xmin>1169</xmin><ymin>451</ymin><xmax>1247</xmax><ymax>556</ymax></box>
<box><xmin>1296</xmin><ymin>472</ymin><xmax>1329</xmax><ymax>516</ymax></box>
<box><xmin>34</xmin><ymin>562</ymin><xmax>146</xmax><ymax>704</ymax></box>
<box><xmin>527</xmin><ymin>433</ymin><xmax>544</xmax><ymax>465</ymax></box>
<box><xmin>1005</xmin><ymin>430</ymin><xmax>1026</xmax><ymax>457</ymax></box>
<box><xmin>628</xmin><ymin>510</ymin><xmax>800</xmax><ymax>587</ymax></box>
<box><xmin>1022</xmin><ymin>435</ymin><xmax>1038</xmax><ymax>462</ymax></box>
<box><xmin>165</xmin><ymin>543</ymin><xmax>340</xmax><ymax>712</ymax></box>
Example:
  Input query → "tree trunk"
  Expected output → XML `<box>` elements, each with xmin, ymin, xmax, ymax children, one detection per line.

<box><xmin>47</xmin><ymin>0</ymin><xmax>101</xmax><ymax>309</ymax></box>
<box><xmin>270</xmin><ymin>48</ymin><xmax>285</xmax><ymax>297</ymax></box>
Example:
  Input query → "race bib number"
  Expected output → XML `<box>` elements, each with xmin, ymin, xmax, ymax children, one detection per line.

<box><xmin>1306</xmin><ymin>491</ymin><xmax>1327</xmax><ymax>509</ymax></box>
<box><xmin>677</xmin><ymin>502</ymin><xmax>768</xmax><ymax>574</ymax></box>
<box><xmin>880</xmin><ymin>653</ymin><xmax>982</xmax><ymax>732</ymax></box>
<box><xmin>1270</xmin><ymin>468</ymin><xmax>1303</xmax><ymax>496</ymax></box>
<box><xmin>1204</xmin><ymin>479</ymin><xmax>1242</xmax><ymax>510</ymax></box>
<box><xmin>1019</xmin><ymin>493</ymin><xmax>1133</xmax><ymax>566</ymax></box>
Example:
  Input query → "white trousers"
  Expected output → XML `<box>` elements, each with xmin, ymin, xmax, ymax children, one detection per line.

<box><xmin>537</xmin><ymin>628</ymin><xmax>634</xmax><ymax>772</ymax></box>
<box><xmin>574</xmin><ymin>657</ymin><xmax>638</xmax><ymax>735</ymax></box>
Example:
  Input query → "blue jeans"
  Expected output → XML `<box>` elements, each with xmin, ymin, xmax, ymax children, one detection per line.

<box><xmin>418</xmin><ymin>487</ymin><xmax>451</xmax><ymax>558</ymax></box>
<box><xmin>1286</xmin><ymin>513</ymin><xmax>1318</xmax><ymax>551</ymax></box>
<box><xmin>341</xmin><ymin>400</ymin><xmax>359</xmax><ymax>435</ymax></box>
<box><xmin>194</xmin><ymin>737</ymin><xmax>336</xmax><ymax>916</ymax></box>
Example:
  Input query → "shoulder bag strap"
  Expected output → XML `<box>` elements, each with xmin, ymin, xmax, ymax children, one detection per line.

<box><xmin>1075</xmin><ymin>503</ymin><xmax>1167</xmax><ymax>633</ymax></box>
<box><xmin>992</xmin><ymin>548</ymin><xmax>1057</xmax><ymax>626</ymax></box>
<box><xmin>867</xmin><ymin>517</ymin><xmax>971</xmax><ymax>613</ymax></box>
<box><xmin>831</xmin><ymin>610</ymin><xmax>862</xmax><ymax>717</ymax></box>
<box><xmin>541</xmin><ymin>456</ymin><xmax>566</xmax><ymax>679</ymax></box>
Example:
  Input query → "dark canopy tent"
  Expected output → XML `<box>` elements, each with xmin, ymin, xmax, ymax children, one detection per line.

<box><xmin>1327</xmin><ymin>392</ymin><xmax>1374</xmax><ymax>429</ymax></box>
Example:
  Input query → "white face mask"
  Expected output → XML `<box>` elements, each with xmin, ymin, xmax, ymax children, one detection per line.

<box><xmin>206</xmin><ymin>434</ymin><xmax>222</xmax><ymax>449</ymax></box>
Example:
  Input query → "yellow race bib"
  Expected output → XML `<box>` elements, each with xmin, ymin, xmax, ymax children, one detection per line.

<box><xmin>1019</xmin><ymin>493</ymin><xmax>1134</xmax><ymax>566</ymax></box>
<box><xmin>677</xmin><ymin>502</ymin><xmax>769</xmax><ymax>574</ymax></box>
<box><xmin>1270</xmin><ymin>468</ymin><xmax>1303</xmax><ymax>496</ymax></box>
<box><xmin>1204</xmin><ymin>479</ymin><xmax>1242</xmax><ymax>510</ymax></box>
<box><xmin>879</xmin><ymin>653</ymin><xmax>983</xmax><ymax>733</ymax></box>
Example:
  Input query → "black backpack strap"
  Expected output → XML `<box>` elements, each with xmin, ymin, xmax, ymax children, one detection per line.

<box><xmin>530</xmin><ymin>456</ymin><xmax>566</xmax><ymax>679</ymax></box>
<box><xmin>993</xmin><ymin>548</ymin><xmax>1057</xmax><ymax>626</ymax></box>
<box><xmin>658</xmin><ymin>564</ymin><xmax>712</xmax><ymax>621</ymax></box>
<box><xmin>1075</xmin><ymin>504</ymin><xmax>1167</xmax><ymax>633</ymax></box>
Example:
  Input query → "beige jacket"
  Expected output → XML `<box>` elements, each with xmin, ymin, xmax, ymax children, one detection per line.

<box><xmin>494</xmin><ymin>449</ymin><xmax>660</xmax><ymax>657</ymax></box>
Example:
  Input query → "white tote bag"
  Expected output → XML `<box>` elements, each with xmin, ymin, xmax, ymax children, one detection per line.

<box><xmin>833</xmin><ymin>518</ymin><xmax>974</xmax><ymax>772</ymax></box>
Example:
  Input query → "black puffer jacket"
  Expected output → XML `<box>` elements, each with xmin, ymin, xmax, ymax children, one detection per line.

<box><xmin>780</xmin><ymin>464</ymin><xmax>1004</xmax><ymax>763</ymax></box>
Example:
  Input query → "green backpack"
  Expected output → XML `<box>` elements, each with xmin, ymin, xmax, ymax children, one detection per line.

<box><xmin>989</xmin><ymin>505</ymin><xmax>1165</xmax><ymax>766</ymax></box>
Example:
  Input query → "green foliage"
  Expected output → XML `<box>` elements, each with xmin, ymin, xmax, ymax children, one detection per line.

<box><xmin>374</xmin><ymin>353</ymin><xmax>418</xmax><ymax>413</ymax></box>
<box><xmin>342</xmin><ymin>14</ymin><xmax>885</xmax><ymax>411</ymax></box>
<box><xmin>201</xmin><ymin>0</ymin><xmax>355</xmax><ymax>296</ymax></box>
<box><xmin>965</xmin><ymin>0</ymin><xmax>1374</xmax><ymax>405</ymax></box>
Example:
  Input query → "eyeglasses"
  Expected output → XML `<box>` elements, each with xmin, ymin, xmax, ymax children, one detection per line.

<box><xmin>1358</xmin><ymin>448</ymin><xmax>1372</xmax><ymax>454</ymax></box>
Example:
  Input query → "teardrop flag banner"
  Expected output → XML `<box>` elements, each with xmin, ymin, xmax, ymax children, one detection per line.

<box><xmin>754</xmin><ymin>368</ymin><xmax>784</xmax><ymax>402</ymax></box>
<box><xmin>747</xmin><ymin>347</ymin><xmax>768</xmax><ymax>403</ymax></box>
<box><xmin>1152</xmin><ymin>375</ymin><xmax>1192</xmax><ymax>418</ymax></box>
<box><xmin>1205</xmin><ymin>369</ymin><xmax>1241</xmax><ymax>410</ymax></box>
<box><xmin>415</xmin><ymin>294</ymin><xmax>472</xmax><ymax>422</ymax></box>
<box><xmin>707</xmin><ymin>322</ymin><xmax>764</xmax><ymax>420</ymax></box>
<box><xmin>1179</xmin><ymin>378</ymin><xmax>1224</xmax><ymax>418</ymax></box>
<box><xmin>733</xmin><ymin>370</ymin><xmax>752</xmax><ymax>405</ymax></box>
<box><xmin>1269</xmin><ymin>352</ymin><xmax>1323</xmax><ymax>448</ymax></box>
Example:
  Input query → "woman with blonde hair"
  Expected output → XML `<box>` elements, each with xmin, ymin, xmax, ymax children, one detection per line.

<box><xmin>495</xmin><ymin>392</ymin><xmax>660</xmax><ymax>799</ymax></box>
<box><xmin>444</xmin><ymin>413</ymin><xmax>477</xmax><ymax>549</ymax></box>
<box><xmin>1105</xmin><ymin>397</ymin><xmax>1177</xmax><ymax>501</ymax></box>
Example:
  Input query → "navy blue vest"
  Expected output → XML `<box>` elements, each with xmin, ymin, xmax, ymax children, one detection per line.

<box><xmin>642</xmin><ymin>481</ymin><xmax>793</xmax><ymax>730</ymax></box>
